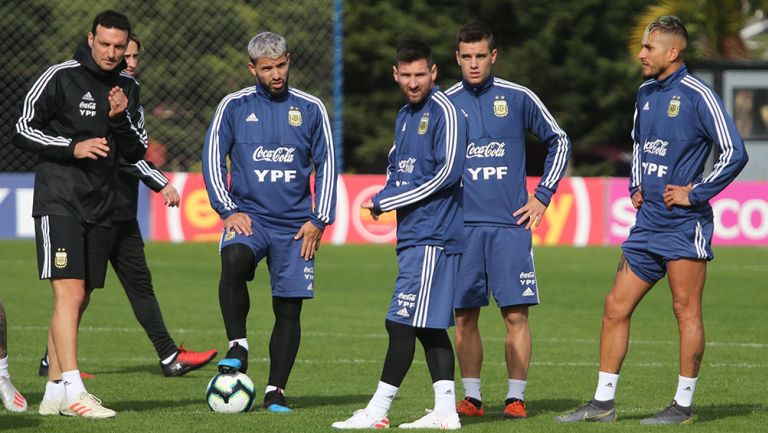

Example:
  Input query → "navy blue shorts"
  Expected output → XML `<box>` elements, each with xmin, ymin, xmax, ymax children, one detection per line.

<box><xmin>219</xmin><ymin>220</ymin><xmax>315</xmax><ymax>298</ymax></box>
<box><xmin>621</xmin><ymin>220</ymin><xmax>714</xmax><ymax>284</ymax></box>
<box><xmin>454</xmin><ymin>226</ymin><xmax>539</xmax><ymax>309</ymax></box>
<box><xmin>387</xmin><ymin>245</ymin><xmax>459</xmax><ymax>329</ymax></box>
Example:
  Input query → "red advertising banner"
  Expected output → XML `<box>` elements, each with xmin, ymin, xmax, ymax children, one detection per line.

<box><xmin>140</xmin><ymin>173</ymin><xmax>768</xmax><ymax>246</ymax></box>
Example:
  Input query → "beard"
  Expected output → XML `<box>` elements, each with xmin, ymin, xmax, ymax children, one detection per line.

<box><xmin>258</xmin><ymin>73</ymin><xmax>289</xmax><ymax>98</ymax></box>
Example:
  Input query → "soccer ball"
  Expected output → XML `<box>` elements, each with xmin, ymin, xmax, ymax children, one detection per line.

<box><xmin>206</xmin><ymin>372</ymin><xmax>256</xmax><ymax>413</ymax></box>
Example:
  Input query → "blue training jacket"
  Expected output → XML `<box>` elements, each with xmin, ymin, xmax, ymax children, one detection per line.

<box><xmin>372</xmin><ymin>86</ymin><xmax>467</xmax><ymax>254</ymax></box>
<box><xmin>445</xmin><ymin>76</ymin><xmax>571</xmax><ymax>226</ymax></box>
<box><xmin>202</xmin><ymin>82</ymin><xmax>337</xmax><ymax>231</ymax></box>
<box><xmin>630</xmin><ymin>65</ymin><xmax>748</xmax><ymax>231</ymax></box>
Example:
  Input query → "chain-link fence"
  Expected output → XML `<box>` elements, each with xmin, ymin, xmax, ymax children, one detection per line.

<box><xmin>0</xmin><ymin>0</ymin><xmax>334</xmax><ymax>172</ymax></box>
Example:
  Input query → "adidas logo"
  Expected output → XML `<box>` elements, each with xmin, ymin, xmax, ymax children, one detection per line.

<box><xmin>396</xmin><ymin>308</ymin><xmax>410</xmax><ymax>318</ymax></box>
<box><xmin>82</xmin><ymin>92</ymin><xmax>94</xmax><ymax>102</ymax></box>
<box><xmin>445</xmin><ymin>389</ymin><xmax>453</xmax><ymax>395</ymax></box>
<box><xmin>522</xmin><ymin>287</ymin><xmax>535</xmax><ymax>297</ymax></box>
<box><xmin>683</xmin><ymin>386</ymin><xmax>692</xmax><ymax>391</ymax></box>
<box><xmin>246</xmin><ymin>113</ymin><xmax>259</xmax><ymax>122</ymax></box>
<box><xmin>643</xmin><ymin>101</ymin><xmax>650</xmax><ymax>111</ymax></box>
<box><xmin>386</xmin><ymin>394</ymin><xmax>395</xmax><ymax>400</ymax></box>
<box><xmin>605</xmin><ymin>382</ymin><xmax>614</xmax><ymax>388</ymax></box>
<box><xmin>306</xmin><ymin>283</ymin><xmax>313</xmax><ymax>291</ymax></box>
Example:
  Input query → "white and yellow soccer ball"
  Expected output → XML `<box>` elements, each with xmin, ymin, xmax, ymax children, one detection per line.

<box><xmin>206</xmin><ymin>372</ymin><xmax>256</xmax><ymax>413</ymax></box>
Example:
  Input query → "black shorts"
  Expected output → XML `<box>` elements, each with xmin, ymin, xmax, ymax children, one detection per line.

<box><xmin>34</xmin><ymin>215</ymin><xmax>112</xmax><ymax>289</ymax></box>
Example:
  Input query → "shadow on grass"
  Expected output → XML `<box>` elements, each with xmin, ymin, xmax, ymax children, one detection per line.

<box><xmin>618</xmin><ymin>402</ymin><xmax>765</xmax><ymax>423</ymax></box>
<box><xmin>111</xmin><ymin>397</ymin><xmax>202</xmax><ymax>412</ymax></box>
<box><xmin>287</xmin><ymin>394</ymin><xmax>384</xmax><ymax>409</ymax></box>
<box><xmin>0</xmin><ymin>414</ymin><xmax>43</xmax><ymax>430</ymax></box>
<box><xmin>456</xmin><ymin>398</ymin><xmax>583</xmax><ymax>426</ymax></box>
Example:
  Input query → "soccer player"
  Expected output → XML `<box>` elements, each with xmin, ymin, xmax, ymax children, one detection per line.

<box><xmin>37</xmin><ymin>33</ymin><xmax>218</xmax><ymax>379</ymax></box>
<box><xmin>556</xmin><ymin>16</ymin><xmax>748</xmax><ymax>425</ymax></box>
<box><xmin>13</xmin><ymin>10</ymin><xmax>147</xmax><ymax>418</ymax></box>
<box><xmin>332</xmin><ymin>40</ymin><xmax>467</xmax><ymax>430</ymax></box>
<box><xmin>202</xmin><ymin>31</ymin><xmax>337</xmax><ymax>412</ymax></box>
<box><xmin>445</xmin><ymin>22</ymin><xmax>571</xmax><ymax>419</ymax></box>
<box><xmin>0</xmin><ymin>302</ymin><xmax>27</xmax><ymax>413</ymax></box>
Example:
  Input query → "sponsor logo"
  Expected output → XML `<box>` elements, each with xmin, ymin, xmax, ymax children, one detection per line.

<box><xmin>642</xmin><ymin>101</ymin><xmax>650</xmax><ymax>111</ymax></box>
<box><xmin>522</xmin><ymin>287</ymin><xmax>535</xmax><ymax>297</ymax></box>
<box><xmin>493</xmin><ymin>96</ymin><xmax>508</xmax><ymax>117</ymax></box>
<box><xmin>79</xmin><ymin>93</ymin><xmax>96</xmax><ymax>117</ymax></box>
<box><xmin>304</xmin><ymin>266</ymin><xmax>314</xmax><ymax>281</ymax></box>
<box><xmin>467</xmin><ymin>141</ymin><xmax>505</xmax><ymax>159</ymax></box>
<box><xmin>605</xmin><ymin>382</ymin><xmax>614</xmax><ymax>388</ymax></box>
<box><xmin>396</xmin><ymin>308</ymin><xmax>410</xmax><ymax>318</ymax></box>
<box><xmin>467</xmin><ymin>166</ymin><xmax>508</xmax><ymax>180</ymax></box>
<box><xmin>519</xmin><ymin>272</ymin><xmax>536</xmax><ymax>287</ymax></box>
<box><xmin>667</xmin><ymin>96</ymin><xmax>681</xmax><ymax>117</ymax></box>
<box><xmin>54</xmin><ymin>248</ymin><xmax>67</xmax><ymax>269</ymax></box>
<box><xmin>397</xmin><ymin>292</ymin><xmax>416</xmax><ymax>309</ymax></box>
<box><xmin>643</xmin><ymin>139</ymin><xmax>668</xmax><ymax>156</ymax></box>
<box><xmin>397</xmin><ymin>157</ymin><xmax>416</xmax><ymax>174</ymax></box>
<box><xmin>288</xmin><ymin>106</ymin><xmax>302</xmax><ymax>126</ymax></box>
<box><xmin>519</xmin><ymin>271</ymin><xmax>535</xmax><ymax>278</ymax></box>
<box><xmin>306</xmin><ymin>283</ymin><xmax>314</xmax><ymax>291</ymax></box>
<box><xmin>418</xmin><ymin>112</ymin><xmax>429</xmax><ymax>135</ymax></box>
<box><xmin>252</xmin><ymin>146</ymin><xmax>295</xmax><ymax>163</ymax></box>
<box><xmin>641</xmin><ymin>162</ymin><xmax>668</xmax><ymax>177</ymax></box>
<box><xmin>253</xmin><ymin>169</ymin><xmax>297</xmax><ymax>182</ymax></box>
<box><xmin>246</xmin><ymin>113</ymin><xmax>259</xmax><ymax>122</ymax></box>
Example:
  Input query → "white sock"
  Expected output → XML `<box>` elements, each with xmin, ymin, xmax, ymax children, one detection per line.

<box><xmin>365</xmin><ymin>381</ymin><xmax>398</xmax><ymax>419</ymax></box>
<box><xmin>673</xmin><ymin>375</ymin><xmax>697</xmax><ymax>407</ymax></box>
<box><xmin>433</xmin><ymin>380</ymin><xmax>457</xmax><ymax>417</ymax></box>
<box><xmin>230</xmin><ymin>339</ymin><xmax>249</xmax><ymax>351</ymax></box>
<box><xmin>62</xmin><ymin>370</ymin><xmax>86</xmax><ymax>400</ymax></box>
<box><xmin>506</xmin><ymin>379</ymin><xmax>527</xmax><ymax>401</ymax></box>
<box><xmin>0</xmin><ymin>356</ymin><xmax>9</xmax><ymax>378</ymax></box>
<box><xmin>265</xmin><ymin>385</ymin><xmax>283</xmax><ymax>395</ymax></box>
<box><xmin>461</xmin><ymin>377</ymin><xmax>481</xmax><ymax>401</ymax></box>
<box><xmin>44</xmin><ymin>380</ymin><xmax>65</xmax><ymax>401</ymax></box>
<box><xmin>160</xmin><ymin>351</ymin><xmax>178</xmax><ymax>365</ymax></box>
<box><xmin>594</xmin><ymin>371</ymin><xmax>619</xmax><ymax>402</ymax></box>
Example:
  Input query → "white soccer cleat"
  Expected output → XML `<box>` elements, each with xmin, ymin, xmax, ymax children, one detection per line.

<box><xmin>399</xmin><ymin>410</ymin><xmax>460</xmax><ymax>429</ymax></box>
<box><xmin>38</xmin><ymin>397</ymin><xmax>64</xmax><ymax>416</ymax></box>
<box><xmin>332</xmin><ymin>408</ymin><xmax>390</xmax><ymax>429</ymax></box>
<box><xmin>60</xmin><ymin>392</ymin><xmax>116</xmax><ymax>418</ymax></box>
<box><xmin>0</xmin><ymin>376</ymin><xmax>27</xmax><ymax>412</ymax></box>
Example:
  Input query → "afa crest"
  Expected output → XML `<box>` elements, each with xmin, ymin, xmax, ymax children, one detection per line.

<box><xmin>224</xmin><ymin>230</ymin><xmax>236</xmax><ymax>241</ymax></box>
<box><xmin>418</xmin><ymin>112</ymin><xmax>430</xmax><ymax>135</ymax></box>
<box><xmin>667</xmin><ymin>96</ymin><xmax>681</xmax><ymax>117</ymax></box>
<box><xmin>493</xmin><ymin>96</ymin><xmax>508</xmax><ymax>117</ymax></box>
<box><xmin>54</xmin><ymin>248</ymin><xmax>68</xmax><ymax>269</ymax></box>
<box><xmin>288</xmin><ymin>106</ymin><xmax>302</xmax><ymax>127</ymax></box>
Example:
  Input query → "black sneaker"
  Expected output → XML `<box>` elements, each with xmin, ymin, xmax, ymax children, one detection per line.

<box><xmin>263</xmin><ymin>388</ymin><xmax>292</xmax><ymax>413</ymax></box>
<box><xmin>38</xmin><ymin>350</ymin><xmax>49</xmax><ymax>377</ymax></box>
<box><xmin>217</xmin><ymin>343</ymin><xmax>248</xmax><ymax>374</ymax></box>
<box><xmin>555</xmin><ymin>399</ymin><xmax>616</xmax><ymax>423</ymax></box>
<box><xmin>640</xmin><ymin>400</ymin><xmax>693</xmax><ymax>425</ymax></box>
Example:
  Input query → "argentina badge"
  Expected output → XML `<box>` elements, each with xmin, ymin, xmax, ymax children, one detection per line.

<box><xmin>288</xmin><ymin>106</ymin><xmax>302</xmax><ymax>126</ymax></box>
<box><xmin>418</xmin><ymin>112</ymin><xmax>429</xmax><ymax>135</ymax></box>
<box><xmin>493</xmin><ymin>95</ymin><xmax>508</xmax><ymax>117</ymax></box>
<box><xmin>667</xmin><ymin>96</ymin><xmax>681</xmax><ymax>117</ymax></box>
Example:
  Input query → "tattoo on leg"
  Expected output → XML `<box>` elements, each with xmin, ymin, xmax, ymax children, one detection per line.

<box><xmin>691</xmin><ymin>352</ymin><xmax>704</xmax><ymax>374</ymax></box>
<box><xmin>616</xmin><ymin>255</ymin><xmax>629</xmax><ymax>273</ymax></box>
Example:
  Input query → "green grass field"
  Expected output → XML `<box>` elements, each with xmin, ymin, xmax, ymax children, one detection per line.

<box><xmin>1</xmin><ymin>241</ymin><xmax>766</xmax><ymax>432</ymax></box>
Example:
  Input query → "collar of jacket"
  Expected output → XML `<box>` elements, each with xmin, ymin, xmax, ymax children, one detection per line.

<box><xmin>462</xmin><ymin>75</ymin><xmax>494</xmax><ymax>95</ymax></box>
<box><xmin>255</xmin><ymin>81</ymin><xmax>290</xmax><ymax>102</ymax></box>
<box><xmin>654</xmin><ymin>64</ymin><xmax>687</xmax><ymax>90</ymax></box>
<box><xmin>73</xmin><ymin>42</ymin><xmax>127</xmax><ymax>78</ymax></box>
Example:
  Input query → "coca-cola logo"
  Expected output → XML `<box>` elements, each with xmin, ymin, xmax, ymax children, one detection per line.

<box><xmin>252</xmin><ymin>146</ymin><xmax>296</xmax><ymax>163</ymax></box>
<box><xmin>643</xmin><ymin>139</ymin><xmax>668</xmax><ymax>157</ymax></box>
<box><xmin>467</xmin><ymin>141</ymin><xmax>506</xmax><ymax>158</ymax></box>
<box><xmin>397</xmin><ymin>157</ymin><xmax>416</xmax><ymax>173</ymax></box>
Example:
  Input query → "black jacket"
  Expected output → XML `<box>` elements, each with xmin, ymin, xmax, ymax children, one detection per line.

<box><xmin>114</xmin><ymin>158</ymin><xmax>169</xmax><ymax>222</ymax></box>
<box><xmin>13</xmin><ymin>43</ymin><xmax>147</xmax><ymax>225</ymax></box>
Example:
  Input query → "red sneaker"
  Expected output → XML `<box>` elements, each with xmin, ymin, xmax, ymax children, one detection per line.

<box><xmin>456</xmin><ymin>397</ymin><xmax>484</xmax><ymax>417</ymax></box>
<box><xmin>503</xmin><ymin>398</ymin><xmax>527</xmax><ymax>419</ymax></box>
<box><xmin>162</xmin><ymin>346</ymin><xmax>217</xmax><ymax>377</ymax></box>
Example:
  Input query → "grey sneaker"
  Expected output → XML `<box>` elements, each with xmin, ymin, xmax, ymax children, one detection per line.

<box><xmin>555</xmin><ymin>400</ymin><xmax>616</xmax><ymax>423</ymax></box>
<box><xmin>640</xmin><ymin>400</ymin><xmax>693</xmax><ymax>425</ymax></box>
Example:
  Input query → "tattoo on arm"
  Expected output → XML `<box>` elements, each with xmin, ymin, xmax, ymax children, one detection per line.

<box><xmin>0</xmin><ymin>302</ymin><xmax>7</xmax><ymax>358</ymax></box>
<box><xmin>616</xmin><ymin>254</ymin><xmax>630</xmax><ymax>273</ymax></box>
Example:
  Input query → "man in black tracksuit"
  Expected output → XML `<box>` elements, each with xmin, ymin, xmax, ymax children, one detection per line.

<box><xmin>37</xmin><ymin>33</ymin><xmax>217</xmax><ymax>379</ymax></box>
<box><xmin>13</xmin><ymin>10</ymin><xmax>144</xmax><ymax>418</ymax></box>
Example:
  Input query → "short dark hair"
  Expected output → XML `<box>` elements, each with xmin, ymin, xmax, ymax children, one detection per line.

<box><xmin>395</xmin><ymin>40</ymin><xmax>432</xmax><ymax>67</ymax></box>
<box><xmin>646</xmin><ymin>15</ymin><xmax>688</xmax><ymax>49</ymax></box>
<box><xmin>129</xmin><ymin>33</ymin><xmax>142</xmax><ymax>51</ymax></box>
<box><xmin>456</xmin><ymin>21</ymin><xmax>495</xmax><ymax>51</ymax></box>
<box><xmin>91</xmin><ymin>10</ymin><xmax>131</xmax><ymax>37</ymax></box>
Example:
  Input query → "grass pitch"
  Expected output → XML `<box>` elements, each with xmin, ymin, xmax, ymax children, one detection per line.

<box><xmin>0</xmin><ymin>241</ymin><xmax>766</xmax><ymax>432</ymax></box>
